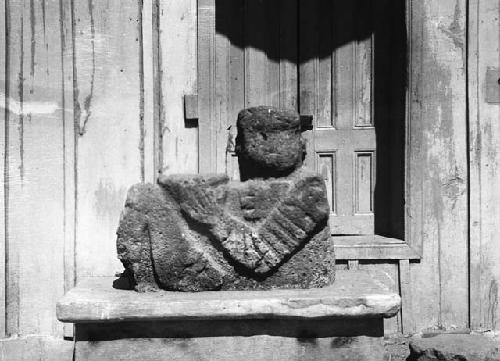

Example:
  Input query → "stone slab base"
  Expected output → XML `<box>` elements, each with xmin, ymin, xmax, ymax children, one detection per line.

<box><xmin>57</xmin><ymin>271</ymin><xmax>401</xmax><ymax>322</ymax></box>
<box><xmin>74</xmin><ymin>319</ymin><xmax>385</xmax><ymax>361</ymax></box>
<box><xmin>59</xmin><ymin>271</ymin><xmax>400</xmax><ymax>361</ymax></box>
<box><xmin>75</xmin><ymin>336</ymin><xmax>383</xmax><ymax>361</ymax></box>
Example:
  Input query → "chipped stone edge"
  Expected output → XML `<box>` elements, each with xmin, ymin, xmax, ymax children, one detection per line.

<box><xmin>57</xmin><ymin>292</ymin><xmax>401</xmax><ymax>323</ymax></box>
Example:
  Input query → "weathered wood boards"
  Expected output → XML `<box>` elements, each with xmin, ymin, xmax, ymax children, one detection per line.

<box><xmin>74</xmin><ymin>0</ymin><xmax>145</xmax><ymax>279</ymax></box>
<box><xmin>469</xmin><ymin>0</ymin><xmax>500</xmax><ymax>330</ymax></box>
<box><xmin>159</xmin><ymin>0</ymin><xmax>198</xmax><ymax>174</ymax></box>
<box><xmin>0</xmin><ymin>0</ymin><xmax>486</xmax><ymax>345</ymax></box>
<box><xmin>0</xmin><ymin>336</ymin><xmax>73</xmax><ymax>361</ymax></box>
<box><xmin>407</xmin><ymin>0</ymin><xmax>469</xmax><ymax>332</ymax></box>
<box><xmin>197</xmin><ymin>0</ymin><xmax>298</xmax><ymax>176</ymax></box>
<box><xmin>299</xmin><ymin>0</ymin><xmax>375</xmax><ymax>235</ymax></box>
<box><xmin>1</xmin><ymin>0</ymin><xmax>73</xmax><ymax>337</ymax></box>
<box><xmin>0</xmin><ymin>0</ymin><xmax>7</xmax><ymax>338</ymax></box>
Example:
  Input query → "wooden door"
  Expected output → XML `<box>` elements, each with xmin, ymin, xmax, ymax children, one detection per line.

<box><xmin>197</xmin><ymin>0</ymin><xmax>377</xmax><ymax>236</ymax></box>
<box><xmin>299</xmin><ymin>1</ymin><xmax>375</xmax><ymax>235</ymax></box>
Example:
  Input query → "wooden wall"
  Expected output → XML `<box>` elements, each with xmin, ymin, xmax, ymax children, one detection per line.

<box><xmin>405</xmin><ymin>0</ymin><xmax>469</xmax><ymax>333</ymax></box>
<box><xmin>469</xmin><ymin>0</ymin><xmax>500</xmax><ymax>331</ymax></box>
<box><xmin>0</xmin><ymin>0</ymin><xmax>497</xmax><ymax>344</ymax></box>
<box><xmin>1</xmin><ymin>0</ymin><xmax>149</xmax><ymax>339</ymax></box>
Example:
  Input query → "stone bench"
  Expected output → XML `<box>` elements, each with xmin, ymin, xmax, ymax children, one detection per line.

<box><xmin>57</xmin><ymin>270</ymin><xmax>400</xmax><ymax>361</ymax></box>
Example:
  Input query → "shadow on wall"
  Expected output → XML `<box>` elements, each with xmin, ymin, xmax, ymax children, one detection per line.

<box><xmin>214</xmin><ymin>0</ymin><xmax>407</xmax><ymax>239</ymax></box>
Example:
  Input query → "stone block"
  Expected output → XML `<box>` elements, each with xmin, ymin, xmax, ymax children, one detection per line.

<box><xmin>116</xmin><ymin>106</ymin><xmax>335</xmax><ymax>292</ymax></box>
<box><xmin>75</xmin><ymin>335</ymin><xmax>384</xmax><ymax>361</ymax></box>
<box><xmin>408</xmin><ymin>334</ymin><xmax>500</xmax><ymax>361</ymax></box>
<box><xmin>117</xmin><ymin>171</ymin><xmax>334</xmax><ymax>292</ymax></box>
<box><xmin>235</xmin><ymin>106</ymin><xmax>304</xmax><ymax>177</ymax></box>
<box><xmin>57</xmin><ymin>271</ymin><xmax>400</xmax><ymax>322</ymax></box>
<box><xmin>58</xmin><ymin>271</ymin><xmax>400</xmax><ymax>361</ymax></box>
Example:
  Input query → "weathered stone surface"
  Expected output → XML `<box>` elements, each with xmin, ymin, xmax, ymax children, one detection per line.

<box><xmin>408</xmin><ymin>334</ymin><xmax>500</xmax><ymax>361</ymax></box>
<box><xmin>74</xmin><ymin>335</ymin><xmax>384</xmax><ymax>361</ymax></box>
<box><xmin>117</xmin><ymin>172</ymin><xmax>333</xmax><ymax>291</ymax></box>
<box><xmin>116</xmin><ymin>106</ymin><xmax>334</xmax><ymax>291</ymax></box>
<box><xmin>116</xmin><ymin>183</ymin><xmax>226</xmax><ymax>292</ymax></box>
<box><xmin>59</xmin><ymin>271</ymin><xmax>401</xmax><ymax>361</ymax></box>
<box><xmin>236</xmin><ymin>106</ymin><xmax>304</xmax><ymax>178</ymax></box>
<box><xmin>159</xmin><ymin>171</ymin><xmax>330</xmax><ymax>274</ymax></box>
<box><xmin>56</xmin><ymin>271</ymin><xmax>401</xmax><ymax>322</ymax></box>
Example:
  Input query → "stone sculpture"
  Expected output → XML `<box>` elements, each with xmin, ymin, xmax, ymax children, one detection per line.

<box><xmin>116</xmin><ymin>106</ymin><xmax>335</xmax><ymax>291</ymax></box>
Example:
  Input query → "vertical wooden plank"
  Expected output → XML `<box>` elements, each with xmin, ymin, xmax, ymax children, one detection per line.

<box><xmin>152</xmin><ymin>0</ymin><xmax>161</xmax><ymax>179</ymax></box>
<box><xmin>468</xmin><ymin>0</ymin><xmax>481</xmax><ymax>331</ymax></box>
<box><xmin>0</xmin><ymin>0</ymin><xmax>6</xmax><ymax>338</ymax></box>
<box><xmin>354</xmin><ymin>0</ymin><xmax>373</xmax><ymax>128</ymax></box>
<box><xmin>347</xmin><ymin>260</ymin><xmax>359</xmax><ymax>270</ymax></box>
<box><xmin>354</xmin><ymin>36</ymin><xmax>373</xmax><ymax>127</ymax></box>
<box><xmin>214</xmin><ymin>1</ymin><xmax>229</xmax><ymax>174</ymax></box>
<box><xmin>60</xmin><ymin>0</ymin><xmax>75</xmax><ymax>339</ymax></box>
<box><xmin>213</xmin><ymin>0</ymin><xmax>245</xmax><ymax>177</ymax></box>
<box><xmin>198</xmin><ymin>0</ymin><xmax>216</xmax><ymax>173</ymax></box>
<box><xmin>332</xmin><ymin>1</ymin><xmax>355</xmax><ymax>130</ymax></box>
<box><xmin>4</xmin><ymin>0</ymin><xmax>67</xmax><ymax>336</ymax></box>
<box><xmin>244</xmin><ymin>0</ymin><xmax>279</xmax><ymax>107</ymax></box>
<box><xmin>355</xmin><ymin>152</ymin><xmax>374</xmax><ymax>214</ymax></box>
<box><xmin>467</xmin><ymin>0</ymin><xmax>481</xmax><ymax>330</ymax></box>
<box><xmin>159</xmin><ymin>0</ymin><xmax>198</xmax><ymax>174</ymax></box>
<box><xmin>334</xmin><ymin>145</ymin><xmax>354</xmax><ymax>228</ymax></box>
<box><xmin>74</xmin><ymin>0</ymin><xmax>144</xmax><ymax>279</ymax></box>
<box><xmin>318</xmin><ymin>153</ymin><xmax>335</xmax><ymax>213</ymax></box>
<box><xmin>299</xmin><ymin>0</ymin><xmax>333</xmax><ymax>129</ymax></box>
<box><xmin>226</xmin><ymin>1</ymin><xmax>244</xmax><ymax>179</ymax></box>
<box><xmin>399</xmin><ymin>259</ymin><xmax>414</xmax><ymax>334</ymax></box>
<box><xmin>298</xmin><ymin>0</ymin><xmax>319</xmax><ymax>170</ymax></box>
<box><xmin>360</xmin><ymin>262</ymin><xmax>400</xmax><ymax>334</ymax></box>
<box><xmin>142</xmin><ymin>0</ymin><xmax>157</xmax><ymax>183</ymax></box>
<box><xmin>408</xmin><ymin>0</ymin><xmax>468</xmax><ymax>330</ymax></box>
<box><xmin>316</xmin><ymin>0</ymin><xmax>333</xmax><ymax>128</ymax></box>
<box><xmin>3</xmin><ymin>0</ymin><xmax>20</xmax><ymax>336</ymax></box>
<box><xmin>278</xmin><ymin>0</ymin><xmax>297</xmax><ymax>110</ymax></box>
<box><xmin>468</xmin><ymin>0</ymin><xmax>500</xmax><ymax>330</ymax></box>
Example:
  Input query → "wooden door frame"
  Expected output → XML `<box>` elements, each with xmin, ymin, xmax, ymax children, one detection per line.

<box><xmin>327</xmin><ymin>0</ymin><xmax>422</xmax><ymax>261</ymax></box>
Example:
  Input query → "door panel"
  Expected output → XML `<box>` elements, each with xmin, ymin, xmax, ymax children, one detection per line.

<box><xmin>299</xmin><ymin>0</ymin><xmax>375</xmax><ymax>235</ymax></box>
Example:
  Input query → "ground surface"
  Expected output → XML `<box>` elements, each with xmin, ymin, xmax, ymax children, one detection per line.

<box><xmin>385</xmin><ymin>335</ymin><xmax>411</xmax><ymax>360</ymax></box>
<box><xmin>384</xmin><ymin>331</ymin><xmax>500</xmax><ymax>360</ymax></box>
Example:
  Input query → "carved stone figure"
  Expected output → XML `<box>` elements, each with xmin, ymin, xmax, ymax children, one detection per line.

<box><xmin>116</xmin><ymin>106</ymin><xmax>335</xmax><ymax>291</ymax></box>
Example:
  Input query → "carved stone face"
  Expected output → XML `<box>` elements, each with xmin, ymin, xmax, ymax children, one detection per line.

<box><xmin>235</xmin><ymin>106</ymin><xmax>305</xmax><ymax>179</ymax></box>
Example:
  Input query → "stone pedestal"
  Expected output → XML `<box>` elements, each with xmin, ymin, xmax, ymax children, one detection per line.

<box><xmin>57</xmin><ymin>270</ymin><xmax>400</xmax><ymax>361</ymax></box>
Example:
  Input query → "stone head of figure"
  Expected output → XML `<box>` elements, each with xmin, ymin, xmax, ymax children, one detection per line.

<box><xmin>235</xmin><ymin>106</ymin><xmax>306</xmax><ymax>180</ymax></box>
